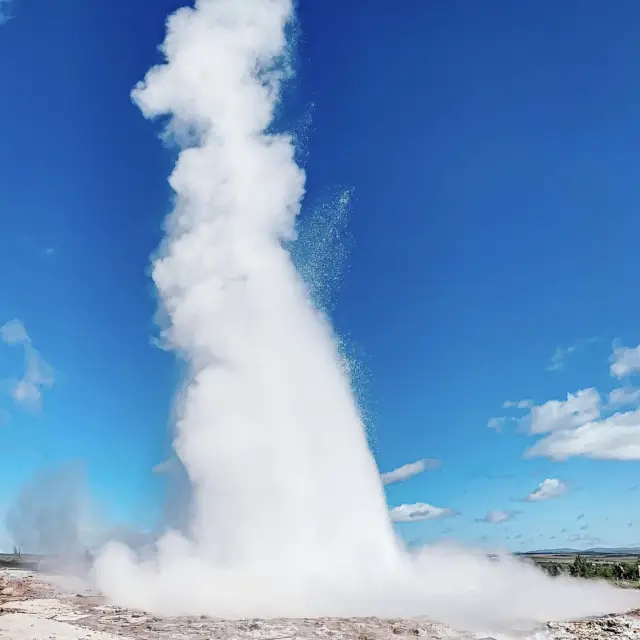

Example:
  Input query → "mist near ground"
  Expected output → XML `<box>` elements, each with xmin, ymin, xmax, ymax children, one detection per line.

<box><xmin>5</xmin><ymin>465</ymin><xmax>89</xmax><ymax>566</ymax></box>
<box><xmin>3</xmin><ymin>464</ymin><xmax>154</xmax><ymax>575</ymax></box>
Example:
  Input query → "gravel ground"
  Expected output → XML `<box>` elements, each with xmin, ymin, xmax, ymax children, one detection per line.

<box><xmin>2</xmin><ymin>569</ymin><xmax>640</xmax><ymax>640</ymax></box>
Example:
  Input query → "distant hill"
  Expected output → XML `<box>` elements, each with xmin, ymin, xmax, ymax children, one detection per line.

<box><xmin>523</xmin><ymin>546</ymin><xmax>640</xmax><ymax>555</ymax></box>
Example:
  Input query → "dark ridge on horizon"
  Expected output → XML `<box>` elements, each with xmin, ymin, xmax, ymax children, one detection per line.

<box><xmin>522</xmin><ymin>546</ymin><xmax>640</xmax><ymax>556</ymax></box>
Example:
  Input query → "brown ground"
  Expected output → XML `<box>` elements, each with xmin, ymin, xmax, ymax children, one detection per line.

<box><xmin>2</xmin><ymin>568</ymin><xmax>640</xmax><ymax>639</ymax></box>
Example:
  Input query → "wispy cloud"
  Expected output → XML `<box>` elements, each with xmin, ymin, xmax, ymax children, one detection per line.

<box><xmin>1</xmin><ymin>319</ymin><xmax>29</xmax><ymax>345</ymax></box>
<box><xmin>151</xmin><ymin>458</ymin><xmax>177</xmax><ymax>474</ymax></box>
<box><xmin>547</xmin><ymin>337</ymin><xmax>599</xmax><ymax>372</ymax></box>
<box><xmin>0</xmin><ymin>0</ymin><xmax>12</xmax><ymax>26</ymax></box>
<box><xmin>488</xmin><ymin>399</ymin><xmax>532</xmax><ymax>433</ymax></box>
<box><xmin>502</xmin><ymin>399</ymin><xmax>533</xmax><ymax>409</ymax></box>
<box><xmin>567</xmin><ymin>533</ymin><xmax>601</xmax><ymax>545</ymax></box>
<box><xmin>1</xmin><ymin>319</ymin><xmax>55</xmax><ymax>412</ymax></box>
<box><xmin>487</xmin><ymin>416</ymin><xmax>507</xmax><ymax>432</ymax></box>
<box><xmin>389</xmin><ymin>502</ymin><xmax>457</xmax><ymax>523</ymax></box>
<box><xmin>475</xmin><ymin>509</ymin><xmax>519</xmax><ymax>524</ymax></box>
<box><xmin>524</xmin><ymin>478</ymin><xmax>567</xmax><ymax>502</ymax></box>
<box><xmin>487</xmin><ymin>415</ymin><xmax>522</xmax><ymax>432</ymax></box>
<box><xmin>547</xmin><ymin>345</ymin><xmax>578</xmax><ymax>371</ymax></box>
<box><xmin>380</xmin><ymin>458</ymin><xmax>441</xmax><ymax>485</ymax></box>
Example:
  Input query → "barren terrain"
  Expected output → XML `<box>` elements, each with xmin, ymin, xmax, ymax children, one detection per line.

<box><xmin>2</xmin><ymin>568</ymin><xmax>640</xmax><ymax>640</ymax></box>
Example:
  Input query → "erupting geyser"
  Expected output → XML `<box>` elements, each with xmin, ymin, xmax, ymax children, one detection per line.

<box><xmin>94</xmin><ymin>0</ymin><xmax>640</xmax><ymax>632</ymax></box>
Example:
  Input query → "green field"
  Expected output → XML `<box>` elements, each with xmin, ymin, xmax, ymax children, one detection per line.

<box><xmin>521</xmin><ymin>550</ymin><xmax>640</xmax><ymax>585</ymax></box>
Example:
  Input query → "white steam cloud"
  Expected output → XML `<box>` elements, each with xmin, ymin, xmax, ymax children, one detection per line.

<box><xmin>93</xmin><ymin>0</ymin><xmax>640</xmax><ymax>634</ymax></box>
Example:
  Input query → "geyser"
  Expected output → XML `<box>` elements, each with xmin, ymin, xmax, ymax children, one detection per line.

<box><xmin>94</xmin><ymin>0</ymin><xmax>640</xmax><ymax>632</ymax></box>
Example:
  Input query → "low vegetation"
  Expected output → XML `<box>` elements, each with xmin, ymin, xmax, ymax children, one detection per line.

<box><xmin>533</xmin><ymin>554</ymin><xmax>640</xmax><ymax>585</ymax></box>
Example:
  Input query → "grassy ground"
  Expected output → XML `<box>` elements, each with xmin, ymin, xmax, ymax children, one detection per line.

<box><xmin>522</xmin><ymin>551</ymin><xmax>640</xmax><ymax>587</ymax></box>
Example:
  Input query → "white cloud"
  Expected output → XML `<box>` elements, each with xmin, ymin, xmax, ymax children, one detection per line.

<box><xmin>525</xmin><ymin>478</ymin><xmax>567</xmax><ymax>502</ymax></box>
<box><xmin>525</xmin><ymin>408</ymin><xmax>640</xmax><ymax>461</ymax></box>
<box><xmin>389</xmin><ymin>502</ymin><xmax>456</xmax><ymax>523</ymax></box>
<box><xmin>610</xmin><ymin>343</ymin><xmax>640</xmax><ymax>378</ymax></box>
<box><xmin>526</xmin><ymin>388</ymin><xmax>600</xmax><ymax>434</ymax></box>
<box><xmin>487</xmin><ymin>416</ymin><xmax>514</xmax><ymax>432</ymax></box>
<box><xmin>476</xmin><ymin>510</ymin><xmax>519</xmax><ymax>524</ymax></box>
<box><xmin>489</xmin><ymin>400</ymin><xmax>534</xmax><ymax>433</ymax></box>
<box><xmin>547</xmin><ymin>345</ymin><xmax>578</xmax><ymax>371</ymax></box>
<box><xmin>1</xmin><ymin>319</ymin><xmax>30</xmax><ymax>345</ymax></box>
<box><xmin>1</xmin><ymin>319</ymin><xmax>54</xmax><ymax>411</ymax></box>
<box><xmin>380</xmin><ymin>458</ymin><xmax>440</xmax><ymax>485</ymax></box>
<box><xmin>502</xmin><ymin>399</ymin><xmax>533</xmax><ymax>409</ymax></box>
<box><xmin>608</xmin><ymin>386</ymin><xmax>640</xmax><ymax>408</ymax></box>
<box><xmin>515</xmin><ymin>343</ymin><xmax>640</xmax><ymax>460</ymax></box>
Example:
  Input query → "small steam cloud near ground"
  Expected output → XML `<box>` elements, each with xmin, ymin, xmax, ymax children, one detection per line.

<box><xmin>90</xmin><ymin>0</ymin><xmax>640</xmax><ymax>634</ymax></box>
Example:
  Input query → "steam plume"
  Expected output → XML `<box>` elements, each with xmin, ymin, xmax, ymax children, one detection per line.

<box><xmin>94</xmin><ymin>0</ymin><xmax>640</xmax><ymax>633</ymax></box>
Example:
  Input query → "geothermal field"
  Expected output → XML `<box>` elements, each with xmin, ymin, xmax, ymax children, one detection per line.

<box><xmin>1</xmin><ymin>567</ymin><xmax>640</xmax><ymax>639</ymax></box>
<box><xmin>2</xmin><ymin>0</ymin><xmax>640</xmax><ymax>639</ymax></box>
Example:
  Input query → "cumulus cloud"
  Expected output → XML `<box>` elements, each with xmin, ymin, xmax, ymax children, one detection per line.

<box><xmin>488</xmin><ymin>401</ymin><xmax>532</xmax><ymax>432</ymax></box>
<box><xmin>608</xmin><ymin>386</ymin><xmax>640</xmax><ymax>408</ymax></box>
<box><xmin>475</xmin><ymin>510</ymin><xmax>519</xmax><ymax>524</ymax></box>
<box><xmin>526</xmin><ymin>388</ymin><xmax>600</xmax><ymax>434</ymax></box>
<box><xmin>0</xmin><ymin>319</ymin><xmax>55</xmax><ymax>411</ymax></box>
<box><xmin>491</xmin><ymin>354</ymin><xmax>640</xmax><ymax>459</ymax></box>
<box><xmin>525</xmin><ymin>408</ymin><xmax>640</xmax><ymax>461</ymax></box>
<box><xmin>380</xmin><ymin>458</ymin><xmax>441</xmax><ymax>485</ymax></box>
<box><xmin>525</xmin><ymin>478</ymin><xmax>567</xmax><ymax>502</ymax></box>
<box><xmin>389</xmin><ymin>502</ymin><xmax>457</xmax><ymax>523</ymax></box>
<box><xmin>491</xmin><ymin>389</ymin><xmax>600</xmax><ymax>437</ymax></box>
<box><xmin>509</xmin><ymin>345</ymin><xmax>640</xmax><ymax>459</ymax></box>
<box><xmin>610</xmin><ymin>342</ymin><xmax>640</xmax><ymax>378</ymax></box>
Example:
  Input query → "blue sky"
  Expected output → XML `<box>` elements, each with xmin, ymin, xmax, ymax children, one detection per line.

<box><xmin>1</xmin><ymin>0</ymin><xmax>640</xmax><ymax>553</ymax></box>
